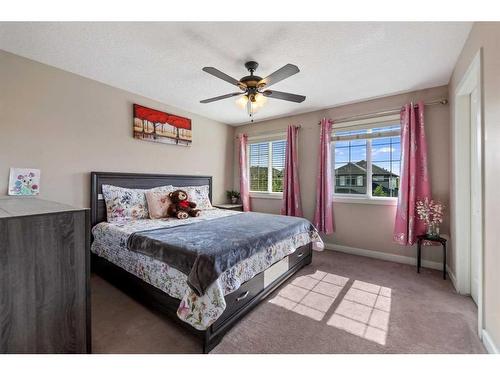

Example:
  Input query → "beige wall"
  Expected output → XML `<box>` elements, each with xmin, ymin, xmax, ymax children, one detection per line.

<box><xmin>234</xmin><ymin>86</ymin><xmax>450</xmax><ymax>264</ymax></box>
<box><xmin>449</xmin><ymin>22</ymin><xmax>500</xmax><ymax>351</ymax></box>
<box><xmin>0</xmin><ymin>50</ymin><xmax>235</xmax><ymax>208</ymax></box>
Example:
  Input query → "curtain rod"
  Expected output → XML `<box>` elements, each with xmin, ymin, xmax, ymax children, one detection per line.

<box><xmin>235</xmin><ymin>125</ymin><xmax>301</xmax><ymax>139</ymax></box>
<box><xmin>318</xmin><ymin>98</ymin><xmax>448</xmax><ymax>125</ymax></box>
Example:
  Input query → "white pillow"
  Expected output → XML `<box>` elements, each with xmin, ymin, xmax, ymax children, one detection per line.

<box><xmin>145</xmin><ymin>185</ymin><xmax>175</xmax><ymax>219</ymax></box>
<box><xmin>177</xmin><ymin>185</ymin><xmax>213</xmax><ymax>210</ymax></box>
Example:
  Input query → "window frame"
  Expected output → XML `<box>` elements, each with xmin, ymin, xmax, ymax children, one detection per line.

<box><xmin>332</xmin><ymin>115</ymin><xmax>401</xmax><ymax>205</ymax></box>
<box><xmin>247</xmin><ymin>136</ymin><xmax>286</xmax><ymax>199</ymax></box>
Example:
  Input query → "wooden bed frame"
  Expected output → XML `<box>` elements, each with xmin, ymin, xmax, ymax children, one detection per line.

<box><xmin>90</xmin><ymin>172</ymin><xmax>313</xmax><ymax>353</ymax></box>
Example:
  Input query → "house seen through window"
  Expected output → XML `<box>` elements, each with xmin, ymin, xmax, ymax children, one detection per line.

<box><xmin>332</xmin><ymin>122</ymin><xmax>401</xmax><ymax>198</ymax></box>
<box><xmin>249</xmin><ymin>139</ymin><xmax>286</xmax><ymax>193</ymax></box>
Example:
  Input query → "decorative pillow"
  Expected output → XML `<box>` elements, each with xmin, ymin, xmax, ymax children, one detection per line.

<box><xmin>102</xmin><ymin>184</ymin><xmax>149</xmax><ymax>222</ymax></box>
<box><xmin>179</xmin><ymin>185</ymin><xmax>213</xmax><ymax>210</ymax></box>
<box><xmin>145</xmin><ymin>185</ymin><xmax>175</xmax><ymax>219</ymax></box>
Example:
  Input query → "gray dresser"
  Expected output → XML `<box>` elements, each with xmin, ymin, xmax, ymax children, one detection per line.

<box><xmin>0</xmin><ymin>197</ymin><xmax>90</xmax><ymax>353</ymax></box>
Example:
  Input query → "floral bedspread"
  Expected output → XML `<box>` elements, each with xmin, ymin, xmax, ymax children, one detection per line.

<box><xmin>91</xmin><ymin>209</ymin><xmax>322</xmax><ymax>330</ymax></box>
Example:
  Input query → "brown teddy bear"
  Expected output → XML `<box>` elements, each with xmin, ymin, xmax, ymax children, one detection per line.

<box><xmin>167</xmin><ymin>189</ymin><xmax>201</xmax><ymax>219</ymax></box>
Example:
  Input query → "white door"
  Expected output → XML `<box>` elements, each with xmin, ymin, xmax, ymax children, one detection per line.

<box><xmin>469</xmin><ymin>87</ymin><xmax>480</xmax><ymax>305</ymax></box>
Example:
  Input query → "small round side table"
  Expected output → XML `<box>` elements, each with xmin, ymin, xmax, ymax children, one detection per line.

<box><xmin>416</xmin><ymin>234</ymin><xmax>447</xmax><ymax>280</ymax></box>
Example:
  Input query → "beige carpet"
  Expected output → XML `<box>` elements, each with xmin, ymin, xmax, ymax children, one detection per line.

<box><xmin>91</xmin><ymin>250</ymin><xmax>485</xmax><ymax>354</ymax></box>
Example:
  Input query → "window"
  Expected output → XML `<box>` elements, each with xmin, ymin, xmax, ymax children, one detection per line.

<box><xmin>357</xmin><ymin>176</ymin><xmax>363</xmax><ymax>187</ymax></box>
<box><xmin>249</xmin><ymin>139</ymin><xmax>286</xmax><ymax>194</ymax></box>
<box><xmin>332</xmin><ymin>120</ymin><xmax>401</xmax><ymax>200</ymax></box>
<box><xmin>371</xmin><ymin>128</ymin><xmax>401</xmax><ymax>198</ymax></box>
<box><xmin>333</xmin><ymin>130</ymin><xmax>367</xmax><ymax>195</ymax></box>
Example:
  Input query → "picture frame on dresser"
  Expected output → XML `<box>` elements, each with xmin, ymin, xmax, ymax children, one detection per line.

<box><xmin>90</xmin><ymin>171</ymin><xmax>312</xmax><ymax>353</ymax></box>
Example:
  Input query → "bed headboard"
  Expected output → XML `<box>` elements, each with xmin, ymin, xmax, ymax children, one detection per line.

<box><xmin>90</xmin><ymin>172</ymin><xmax>212</xmax><ymax>227</ymax></box>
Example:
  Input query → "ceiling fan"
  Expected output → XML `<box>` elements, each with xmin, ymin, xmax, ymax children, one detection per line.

<box><xmin>200</xmin><ymin>61</ymin><xmax>305</xmax><ymax>122</ymax></box>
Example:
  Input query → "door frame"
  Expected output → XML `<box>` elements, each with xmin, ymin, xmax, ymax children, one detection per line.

<box><xmin>452</xmin><ymin>49</ymin><xmax>484</xmax><ymax>337</ymax></box>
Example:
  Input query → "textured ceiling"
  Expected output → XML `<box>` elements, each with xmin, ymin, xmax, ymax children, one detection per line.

<box><xmin>0</xmin><ymin>22</ymin><xmax>472</xmax><ymax>125</ymax></box>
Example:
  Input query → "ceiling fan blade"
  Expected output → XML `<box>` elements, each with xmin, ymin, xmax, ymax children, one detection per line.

<box><xmin>259</xmin><ymin>64</ymin><xmax>300</xmax><ymax>88</ymax></box>
<box><xmin>200</xmin><ymin>92</ymin><xmax>242</xmax><ymax>104</ymax></box>
<box><xmin>202</xmin><ymin>67</ymin><xmax>245</xmax><ymax>88</ymax></box>
<box><xmin>262</xmin><ymin>90</ymin><xmax>306</xmax><ymax>103</ymax></box>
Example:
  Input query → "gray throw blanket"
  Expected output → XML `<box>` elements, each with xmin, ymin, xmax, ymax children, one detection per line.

<box><xmin>127</xmin><ymin>212</ymin><xmax>315</xmax><ymax>296</ymax></box>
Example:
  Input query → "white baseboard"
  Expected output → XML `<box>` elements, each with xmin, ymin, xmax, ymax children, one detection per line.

<box><xmin>446</xmin><ymin>265</ymin><xmax>458</xmax><ymax>292</ymax></box>
<box><xmin>324</xmin><ymin>242</ymin><xmax>443</xmax><ymax>271</ymax></box>
<box><xmin>482</xmin><ymin>330</ymin><xmax>499</xmax><ymax>354</ymax></box>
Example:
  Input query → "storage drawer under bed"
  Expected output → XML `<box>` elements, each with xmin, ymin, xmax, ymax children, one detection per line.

<box><xmin>215</xmin><ymin>269</ymin><xmax>264</xmax><ymax>327</ymax></box>
<box><xmin>212</xmin><ymin>243</ymin><xmax>312</xmax><ymax>330</ymax></box>
<box><xmin>288</xmin><ymin>244</ymin><xmax>312</xmax><ymax>269</ymax></box>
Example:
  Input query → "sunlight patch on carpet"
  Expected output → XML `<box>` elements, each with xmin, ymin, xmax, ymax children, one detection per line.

<box><xmin>327</xmin><ymin>281</ymin><xmax>392</xmax><ymax>345</ymax></box>
<box><xmin>269</xmin><ymin>271</ymin><xmax>348</xmax><ymax>321</ymax></box>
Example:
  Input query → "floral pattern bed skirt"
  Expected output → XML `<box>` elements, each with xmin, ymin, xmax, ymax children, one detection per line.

<box><xmin>91</xmin><ymin>209</ymin><xmax>322</xmax><ymax>330</ymax></box>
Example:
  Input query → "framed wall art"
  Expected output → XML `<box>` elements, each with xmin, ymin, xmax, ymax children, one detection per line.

<box><xmin>133</xmin><ymin>104</ymin><xmax>192</xmax><ymax>146</ymax></box>
<box><xmin>8</xmin><ymin>168</ymin><xmax>41</xmax><ymax>196</ymax></box>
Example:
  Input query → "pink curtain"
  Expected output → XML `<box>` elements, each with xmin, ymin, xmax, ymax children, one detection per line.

<box><xmin>238</xmin><ymin>134</ymin><xmax>251</xmax><ymax>212</ymax></box>
<box><xmin>313</xmin><ymin>118</ymin><xmax>334</xmax><ymax>234</ymax></box>
<box><xmin>281</xmin><ymin>125</ymin><xmax>303</xmax><ymax>217</ymax></box>
<box><xmin>393</xmin><ymin>101</ymin><xmax>431</xmax><ymax>245</ymax></box>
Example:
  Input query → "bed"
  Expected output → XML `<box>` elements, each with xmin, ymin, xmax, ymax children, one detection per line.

<box><xmin>90</xmin><ymin>172</ymin><xmax>321</xmax><ymax>353</ymax></box>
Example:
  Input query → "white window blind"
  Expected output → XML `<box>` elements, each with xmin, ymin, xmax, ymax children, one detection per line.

<box><xmin>249</xmin><ymin>139</ymin><xmax>286</xmax><ymax>193</ymax></box>
<box><xmin>271</xmin><ymin>140</ymin><xmax>286</xmax><ymax>192</ymax></box>
<box><xmin>249</xmin><ymin>142</ymin><xmax>269</xmax><ymax>192</ymax></box>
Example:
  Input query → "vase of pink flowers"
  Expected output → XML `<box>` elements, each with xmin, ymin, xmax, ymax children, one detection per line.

<box><xmin>416</xmin><ymin>198</ymin><xmax>444</xmax><ymax>238</ymax></box>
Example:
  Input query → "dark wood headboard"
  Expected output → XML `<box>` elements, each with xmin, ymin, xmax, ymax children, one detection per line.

<box><xmin>90</xmin><ymin>172</ymin><xmax>212</xmax><ymax>227</ymax></box>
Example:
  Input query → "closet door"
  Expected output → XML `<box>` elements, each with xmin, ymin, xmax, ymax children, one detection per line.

<box><xmin>469</xmin><ymin>87</ymin><xmax>481</xmax><ymax>306</ymax></box>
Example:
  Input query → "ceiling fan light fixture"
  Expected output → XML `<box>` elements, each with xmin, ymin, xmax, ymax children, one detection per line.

<box><xmin>236</xmin><ymin>95</ymin><xmax>249</xmax><ymax>109</ymax></box>
<box><xmin>249</xmin><ymin>102</ymin><xmax>260</xmax><ymax>114</ymax></box>
<box><xmin>254</xmin><ymin>93</ymin><xmax>267</xmax><ymax>107</ymax></box>
<box><xmin>237</xmin><ymin>93</ymin><xmax>263</xmax><ymax>119</ymax></box>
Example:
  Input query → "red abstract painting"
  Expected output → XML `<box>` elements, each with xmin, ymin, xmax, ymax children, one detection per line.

<box><xmin>133</xmin><ymin>104</ymin><xmax>192</xmax><ymax>146</ymax></box>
